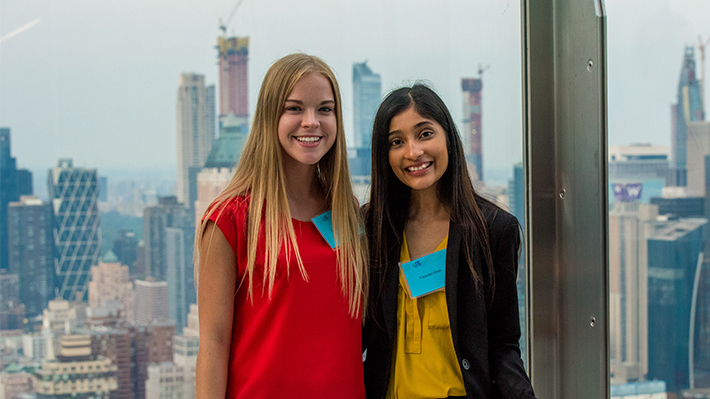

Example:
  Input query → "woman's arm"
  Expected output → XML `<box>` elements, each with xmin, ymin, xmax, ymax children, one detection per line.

<box><xmin>196</xmin><ymin>222</ymin><xmax>237</xmax><ymax>399</ymax></box>
<box><xmin>487</xmin><ymin>214</ymin><xmax>537</xmax><ymax>398</ymax></box>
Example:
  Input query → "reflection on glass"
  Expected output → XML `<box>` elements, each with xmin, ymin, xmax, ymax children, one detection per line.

<box><xmin>608</xmin><ymin>1</ymin><xmax>710</xmax><ymax>398</ymax></box>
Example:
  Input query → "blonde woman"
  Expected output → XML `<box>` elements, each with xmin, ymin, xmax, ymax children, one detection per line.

<box><xmin>195</xmin><ymin>54</ymin><xmax>367</xmax><ymax>399</ymax></box>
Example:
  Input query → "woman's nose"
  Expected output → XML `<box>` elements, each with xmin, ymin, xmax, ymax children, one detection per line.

<box><xmin>301</xmin><ymin>109</ymin><xmax>320</xmax><ymax>129</ymax></box>
<box><xmin>405</xmin><ymin>141</ymin><xmax>423</xmax><ymax>159</ymax></box>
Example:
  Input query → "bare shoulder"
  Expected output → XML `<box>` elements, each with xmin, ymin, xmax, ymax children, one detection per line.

<box><xmin>197</xmin><ymin>221</ymin><xmax>237</xmax><ymax>339</ymax></box>
<box><xmin>200</xmin><ymin>222</ymin><xmax>235</xmax><ymax>260</ymax></box>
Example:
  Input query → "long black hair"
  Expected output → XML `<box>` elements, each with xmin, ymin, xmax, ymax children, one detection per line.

<box><xmin>365</xmin><ymin>84</ymin><xmax>498</xmax><ymax>318</ymax></box>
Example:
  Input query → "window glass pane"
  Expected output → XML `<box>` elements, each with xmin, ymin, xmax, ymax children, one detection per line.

<box><xmin>608</xmin><ymin>1</ymin><xmax>710</xmax><ymax>397</ymax></box>
<box><xmin>0</xmin><ymin>0</ymin><xmax>525</xmax><ymax>362</ymax></box>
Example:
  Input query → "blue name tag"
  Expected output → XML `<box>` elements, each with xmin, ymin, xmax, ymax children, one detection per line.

<box><xmin>312</xmin><ymin>210</ymin><xmax>337</xmax><ymax>249</ymax></box>
<box><xmin>400</xmin><ymin>249</ymin><xmax>447</xmax><ymax>298</ymax></box>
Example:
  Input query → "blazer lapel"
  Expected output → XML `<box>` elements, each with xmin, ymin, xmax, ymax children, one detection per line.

<box><xmin>446</xmin><ymin>221</ymin><xmax>462</xmax><ymax>351</ymax></box>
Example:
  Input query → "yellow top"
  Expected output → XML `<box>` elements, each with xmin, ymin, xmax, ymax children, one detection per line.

<box><xmin>386</xmin><ymin>233</ymin><xmax>466</xmax><ymax>399</ymax></box>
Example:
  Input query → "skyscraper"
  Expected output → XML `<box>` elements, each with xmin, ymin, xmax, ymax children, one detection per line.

<box><xmin>81</xmin><ymin>326</ymin><xmax>132</xmax><ymax>399</ymax></box>
<box><xmin>608</xmin><ymin>202</ymin><xmax>659</xmax><ymax>383</ymax></box>
<box><xmin>217</xmin><ymin>36</ymin><xmax>249</xmax><ymax>125</ymax></box>
<box><xmin>195</xmin><ymin>168</ymin><xmax>233</xmax><ymax>224</ymax></box>
<box><xmin>194</xmin><ymin>114</ymin><xmax>248</xmax><ymax>223</ymax></box>
<box><xmin>507</xmin><ymin>162</ymin><xmax>527</xmax><ymax>359</ymax></box>
<box><xmin>0</xmin><ymin>128</ymin><xmax>33</xmax><ymax>271</ymax></box>
<box><xmin>7</xmin><ymin>196</ymin><xmax>55</xmax><ymax>317</ymax></box>
<box><xmin>112</xmin><ymin>230</ymin><xmax>138</xmax><ymax>270</ymax></box>
<box><xmin>88</xmin><ymin>252</ymin><xmax>133</xmax><ymax>323</ymax></box>
<box><xmin>130</xmin><ymin>322</ymin><xmax>175</xmax><ymax>399</ymax></box>
<box><xmin>351</xmin><ymin>62</ymin><xmax>381</xmax><ymax>177</ymax></box>
<box><xmin>165</xmin><ymin>226</ymin><xmax>195</xmax><ymax>328</ymax></box>
<box><xmin>176</xmin><ymin>74</ymin><xmax>216</xmax><ymax>205</ymax></box>
<box><xmin>176</xmin><ymin>305</ymin><xmax>199</xmax><ymax>366</ymax></box>
<box><xmin>352</xmin><ymin>62</ymin><xmax>381</xmax><ymax>147</ymax></box>
<box><xmin>508</xmin><ymin>163</ymin><xmax>525</xmax><ymax>225</ymax></box>
<box><xmin>0</xmin><ymin>271</ymin><xmax>24</xmax><ymax>331</ymax></box>
<box><xmin>47</xmin><ymin>158</ymin><xmax>101</xmax><ymax>301</ymax></box>
<box><xmin>462</xmin><ymin>78</ymin><xmax>484</xmax><ymax>182</ymax></box>
<box><xmin>143</xmin><ymin>196</ymin><xmax>189</xmax><ymax>281</ymax></box>
<box><xmin>647</xmin><ymin>217</ymin><xmax>707</xmax><ymax>393</ymax></box>
<box><xmin>686</xmin><ymin>121</ymin><xmax>710</xmax><ymax>196</ymax></box>
<box><xmin>609</xmin><ymin>144</ymin><xmax>669</xmax><ymax>203</ymax></box>
<box><xmin>134</xmin><ymin>279</ymin><xmax>169</xmax><ymax>324</ymax></box>
<box><xmin>147</xmin><ymin>305</ymin><xmax>198</xmax><ymax>399</ymax></box>
<box><xmin>99</xmin><ymin>176</ymin><xmax>108</xmax><ymax>202</ymax></box>
<box><xmin>671</xmin><ymin>46</ymin><xmax>705</xmax><ymax>186</ymax></box>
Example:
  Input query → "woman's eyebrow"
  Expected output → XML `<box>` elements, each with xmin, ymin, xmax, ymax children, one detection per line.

<box><xmin>388</xmin><ymin>121</ymin><xmax>433</xmax><ymax>136</ymax></box>
<box><xmin>284</xmin><ymin>99</ymin><xmax>335</xmax><ymax>105</ymax></box>
<box><xmin>414</xmin><ymin>121</ymin><xmax>434</xmax><ymax>128</ymax></box>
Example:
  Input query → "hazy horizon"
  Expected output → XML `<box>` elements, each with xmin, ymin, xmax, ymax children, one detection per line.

<box><xmin>1</xmin><ymin>0</ymin><xmax>709</xmax><ymax>179</ymax></box>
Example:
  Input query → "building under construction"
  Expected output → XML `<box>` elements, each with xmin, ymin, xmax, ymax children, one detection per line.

<box><xmin>217</xmin><ymin>36</ymin><xmax>249</xmax><ymax>126</ymax></box>
<box><xmin>462</xmin><ymin>78</ymin><xmax>484</xmax><ymax>182</ymax></box>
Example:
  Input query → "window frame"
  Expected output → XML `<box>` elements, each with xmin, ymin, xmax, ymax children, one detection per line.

<box><xmin>524</xmin><ymin>0</ymin><xmax>609</xmax><ymax>397</ymax></box>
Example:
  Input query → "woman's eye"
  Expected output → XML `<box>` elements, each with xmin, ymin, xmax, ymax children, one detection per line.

<box><xmin>420</xmin><ymin>130</ymin><xmax>434</xmax><ymax>138</ymax></box>
<box><xmin>285</xmin><ymin>106</ymin><xmax>300</xmax><ymax>112</ymax></box>
<box><xmin>389</xmin><ymin>139</ymin><xmax>403</xmax><ymax>147</ymax></box>
<box><xmin>319</xmin><ymin>106</ymin><xmax>333</xmax><ymax>113</ymax></box>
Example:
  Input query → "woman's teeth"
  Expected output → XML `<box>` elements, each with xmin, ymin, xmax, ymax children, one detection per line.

<box><xmin>407</xmin><ymin>162</ymin><xmax>431</xmax><ymax>172</ymax></box>
<box><xmin>296</xmin><ymin>137</ymin><xmax>320</xmax><ymax>143</ymax></box>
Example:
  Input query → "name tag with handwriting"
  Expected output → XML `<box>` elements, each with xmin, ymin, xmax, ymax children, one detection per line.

<box><xmin>399</xmin><ymin>249</ymin><xmax>447</xmax><ymax>298</ymax></box>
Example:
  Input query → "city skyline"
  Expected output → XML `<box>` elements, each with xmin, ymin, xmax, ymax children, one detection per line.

<box><xmin>1</xmin><ymin>0</ymin><xmax>523</xmax><ymax>180</ymax></box>
<box><xmin>2</xmin><ymin>1</ymin><xmax>708</xmax><ymax>189</ymax></box>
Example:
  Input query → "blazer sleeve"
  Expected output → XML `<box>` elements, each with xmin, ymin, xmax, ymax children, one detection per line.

<box><xmin>487</xmin><ymin>214</ymin><xmax>537</xmax><ymax>398</ymax></box>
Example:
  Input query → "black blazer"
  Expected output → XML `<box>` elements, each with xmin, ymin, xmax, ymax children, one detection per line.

<box><xmin>363</xmin><ymin>206</ymin><xmax>536</xmax><ymax>399</ymax></box>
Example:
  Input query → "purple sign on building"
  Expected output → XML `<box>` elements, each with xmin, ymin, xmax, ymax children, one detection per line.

<box><xmin>613</xmin><ymin>183</ymin><xmax>643</xmax><ymax>202</ymax></box>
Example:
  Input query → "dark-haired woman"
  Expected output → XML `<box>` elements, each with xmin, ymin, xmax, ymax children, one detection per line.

<box><xmin>363</xmin><ymin>84</ymin><xmax>536</xmax><ymax>399</ymax></box>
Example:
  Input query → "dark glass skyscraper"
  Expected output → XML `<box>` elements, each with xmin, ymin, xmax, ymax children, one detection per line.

<box><xmin>47</xmin><ymin>158</ymin><xmax>102</xmax><ymax>301</ymax></box>
<box><xmin>165</xmin><ymin>226</ymin><xmax>196</xmax><ymax>328</ymax></box>
<box><xmin>647</xmin><ymin>218</ymin><xmax>707</xmax><ymax>393</ymax></box>
<box><xmin>351</xmin><ymin>61</ymin><xmax>382</xmax><ymax>177</ymax></box>
<box><xmin>143</xmin><ymin>196</ymin><xmax>189</xmax><ymax>281</ymax></box>
<box><xmin>8</xmin><ymin>196</ymin><xmax>55</xmax><ymax>317</ymax></box>
<box><xmin>0</xmin><ymin>128</ymin><xmax>33</xmax><ymax>271</ymax></box>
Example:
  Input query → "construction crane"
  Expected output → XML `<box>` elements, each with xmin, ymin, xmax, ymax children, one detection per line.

<box><xmin>478</xmin><ymin>63</ymin><xmax>491</xmax><ymax>77</ymax></box>
<box><xmin>699</xmin><ymin>35</ymin><xmax>710</xmax><ymax>116</ymax></box>
<box><xmin>219</xmin><ymin>0</ymin><xmax>247</xmax><ymax>35</ymax></box>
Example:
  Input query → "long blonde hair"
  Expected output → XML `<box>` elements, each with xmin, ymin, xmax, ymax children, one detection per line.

<box><xmin>195</xmin><ymin>53</ymin><xmax>367</xmax><ymax>317</ymax></box>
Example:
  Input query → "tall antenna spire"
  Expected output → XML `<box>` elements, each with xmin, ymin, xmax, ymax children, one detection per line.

<box><xmin>698</xmin><ymin>35</ymin><xmax>710</xmax><ymax>118</ymax></box>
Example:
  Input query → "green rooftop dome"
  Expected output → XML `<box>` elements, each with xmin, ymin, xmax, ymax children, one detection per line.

<box><xmin>102</xmin><ymin>250</ymin><xmax>119</xmax><ymax>263</ymax></box>
<box><xmin>205</xmin><ymin>114</ymin><xmax>249</xmax><ymax>169</ymax></box>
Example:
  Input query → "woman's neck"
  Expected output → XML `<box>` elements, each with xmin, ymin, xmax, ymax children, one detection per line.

<box><xmin>404</xmin><ymin>186</ymin><xmax>450</xmax><ymax>259</ymax></box>
<box><xmin>282</xmin><ymin>158</ymin><xmax>327</xmax><ymax>221</ymax></box>
<box><xmin>408</xmin><ymin>186</ymin><xmax>449</xmax><ymax>223</ymax></box>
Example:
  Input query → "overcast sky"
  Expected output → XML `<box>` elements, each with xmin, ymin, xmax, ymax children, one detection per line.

<box><xmin>0</xmin><ymin>0</ymin><xmax>709</xmax><ymax>186</ymax></box>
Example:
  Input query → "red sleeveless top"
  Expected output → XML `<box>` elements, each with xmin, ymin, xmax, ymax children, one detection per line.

<box><xmin>209</xmin><ymin>197</ymin><xmax>365</xmax><ymax>399</ymax></box>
